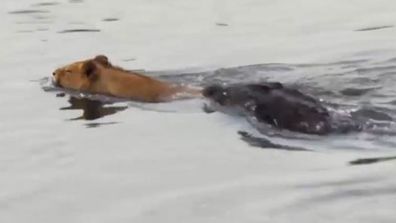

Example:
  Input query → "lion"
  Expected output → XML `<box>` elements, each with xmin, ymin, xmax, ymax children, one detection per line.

<box><xmin>52</xmin><ymin>55</ymin><xmax>202</xmax><ymax>102</ymax></box>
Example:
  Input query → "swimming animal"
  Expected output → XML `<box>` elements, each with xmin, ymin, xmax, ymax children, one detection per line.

<box><xmin>203</xmin><ymin>82</ymin><xmax>336</xmax><ymax>135</ymax></box>
<box><xmin>52</xmin><ymin>55</ymin><xmax>202</xmax><ymax>102</ymax></box>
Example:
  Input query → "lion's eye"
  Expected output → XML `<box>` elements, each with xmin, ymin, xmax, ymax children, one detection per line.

<box><xmin>65</xmin><ymin>70</ymin><xmax>72</xmax><ymax>73</ymax></box>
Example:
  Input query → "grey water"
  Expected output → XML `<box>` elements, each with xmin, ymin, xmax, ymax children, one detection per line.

<box><xmin>2</xmin><ymin>0</ymin><xmax>396</xmax><ymax>222</ymax></box>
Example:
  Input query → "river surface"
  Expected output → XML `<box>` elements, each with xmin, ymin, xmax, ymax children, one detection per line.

<box><xmin>1</xmin><ymin>0</ymin><xmax>396</xmax><ymax>222</ymax></box>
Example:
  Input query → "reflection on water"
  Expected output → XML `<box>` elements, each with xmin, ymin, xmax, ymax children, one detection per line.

<box><xmin>355</xmin><ymin>25</ymin><xmax>394</xmax><ymax>32</ymax></box>
<box><xmin>58</xmin><ymin>29</ymin><xmax>101</xmax><ymax>33</ymax></box>
<box><xmin>8</xmin><ymin>10</ymin><xmax>50</xmax><ymax>14</ymax></box>
<box><xmin>31</xmin><ymin>2</ymin><xmax>60</xmax><ymax>7</ymax></box>
<box><xmin>60</xmin><ymin>96</ymin><xmax>127</xmax><ymax>121</ymax></box>
<box><xmin>349</xmin><ymin>155</ymin><xmax>396</xmax><ymax>165</ymax></box>
<box><xmin>102</xmin><ymin>18</ymin><xmax>119</xmax><ymax>22</ymax></box>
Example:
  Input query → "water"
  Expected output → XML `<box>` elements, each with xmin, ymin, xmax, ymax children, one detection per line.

<box><xmin>1</xmin><ymin>0</ymin><xmax>396</xmax><ymax>222</ymax></box>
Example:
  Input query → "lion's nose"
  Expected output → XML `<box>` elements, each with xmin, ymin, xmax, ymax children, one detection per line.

<box><xmin>52</xmin><ymin>72</ymin><xmax>56</xmax><ymax>76</ymax></box>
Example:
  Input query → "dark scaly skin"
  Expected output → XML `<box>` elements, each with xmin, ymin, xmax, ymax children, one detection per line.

<box><xmin>203</xmin><ymin>82</ymin><xmax>332</xmax><ymax>135</ymax></box>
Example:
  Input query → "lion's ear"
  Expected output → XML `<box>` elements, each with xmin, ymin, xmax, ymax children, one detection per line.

<box><xmin>82</xmin><ymin>60</ymin><xmax>98</xmax><ymax>78</ymax></box>
<box><xmin>94</xmin><ymin>55</ymin><xmax>111</xmax><ymax>67</ymax></box>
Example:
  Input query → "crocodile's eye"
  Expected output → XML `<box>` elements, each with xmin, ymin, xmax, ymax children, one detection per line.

<box><xmin>203</xmin><ymin>85</ymin><xmax>223</xmax><ymax>98</ymax></box>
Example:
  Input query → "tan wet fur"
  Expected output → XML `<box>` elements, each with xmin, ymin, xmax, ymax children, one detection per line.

<box><xmin>53</xmin><ymin>55</ymin><xmax>202</xmax><ymax>102</ymax></box>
